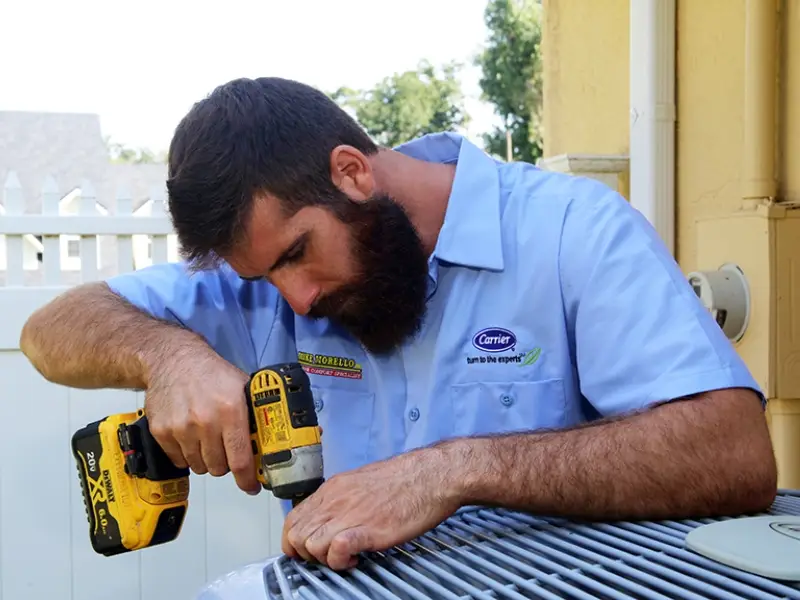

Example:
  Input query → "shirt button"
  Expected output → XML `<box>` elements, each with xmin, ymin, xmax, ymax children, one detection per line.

<box><xmin>500</xmin><ymin>394</ymin><xmax>514</xmax><ymax>407</ymax></box>
<box><xmin>314</xmin><ymin>398</ymin><xmax>324</xmax><ymax>412</ymax></box>
<box><xmin>408</xmin><ymin>408</ymin><xmax>420</xmax><ymax>421</ymax></box>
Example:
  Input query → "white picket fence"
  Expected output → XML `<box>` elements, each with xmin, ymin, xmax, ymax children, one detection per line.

<box><xmin>0</xmin><ymin>173</ymin><xmax>286</xmax><ymax>600</ymax></box>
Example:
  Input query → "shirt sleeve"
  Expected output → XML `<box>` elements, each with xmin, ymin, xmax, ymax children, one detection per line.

<box><xmin>558</xmin><ymin>182</ymin><xmax>763</xmax><ymax>417</ymax></box>
<box><xmin>104</xmin><ymin>262</ymin><xmax>282</xmax><ymax>372</ymax></box>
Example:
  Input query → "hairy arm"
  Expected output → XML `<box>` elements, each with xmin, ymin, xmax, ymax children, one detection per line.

<box><xmin>19</xmin><ymin>281</ymin><xmax>206</xmax><ymax>389</ymax></box>
<box><xmin>280</xmin><ymin>388</ymin><xmax>777</xmax><ymax>570</ymax></box>
<box><xmin>445</xmin><ymin>388</ymin><xmax>777</xmax><ymax>520</ymax></box>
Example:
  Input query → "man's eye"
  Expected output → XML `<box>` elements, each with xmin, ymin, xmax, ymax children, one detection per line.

<box><xmin>286</xmin><ymin>243</ymin><xmax>306</xmax><ymax>262</ymax></box>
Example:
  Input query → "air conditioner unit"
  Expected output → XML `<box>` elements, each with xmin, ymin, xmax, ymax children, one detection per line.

<box><xmin>196</xmin><ymin>490</ymin><xmax>800</xmax><ymax>599</ymax></box>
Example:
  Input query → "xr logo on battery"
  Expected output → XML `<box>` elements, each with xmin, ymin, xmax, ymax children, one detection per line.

<box><xmin>88</xmin><ymin>476</ymin><xmax>107</xmax><ymax>504</ymax></box>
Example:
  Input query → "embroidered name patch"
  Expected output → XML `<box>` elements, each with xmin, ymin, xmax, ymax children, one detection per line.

<box><xmin>298</xmin><ymin>351</ymin><xmax>363</xmax><ymax>379</ymax></box>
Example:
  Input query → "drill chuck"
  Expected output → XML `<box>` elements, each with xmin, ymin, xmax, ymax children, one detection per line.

<box><xmin>262</xmin><ymin>444</ymin><xmax>324</xmax><ymax>504</ymax></box>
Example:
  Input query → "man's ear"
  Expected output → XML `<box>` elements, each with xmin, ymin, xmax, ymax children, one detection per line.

<box><xmin>330</xmin><ymin>145</ymin><xmax>375</xmax><ymax>202</ymax></box>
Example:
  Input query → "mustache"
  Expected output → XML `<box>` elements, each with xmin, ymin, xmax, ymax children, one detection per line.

<box><xmin>307</xmin><ymin>283</ymin><xmax>364</xmax><ymax>320</ymax></box>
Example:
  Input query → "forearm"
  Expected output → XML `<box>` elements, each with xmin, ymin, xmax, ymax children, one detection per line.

<box><xmin>444</xmin><ymin>389</ymin><xmax>777</xmax><ymax>520</ymax></box>
<box><xmin>19</xmin><ymin>282</ymin><xmax>206</xmax><ymax>389</ymax></box>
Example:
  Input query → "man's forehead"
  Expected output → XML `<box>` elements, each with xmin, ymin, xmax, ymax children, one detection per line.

<box><xmin>249</xmin><ymin>192</ymin><xmax>291</xmax><ymax>231</ymax></box>
<box><xmin>229</xmin><ymin>197</ymin><xmax>295</xmax><ymax>275</ymax></box>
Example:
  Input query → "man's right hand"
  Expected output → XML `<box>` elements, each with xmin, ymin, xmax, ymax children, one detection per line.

<box><xmin>144</xmin><ymin>346</ymin><xmax>260</xmax><ymax>495</ymax></box>
<box><xmin>19</xmin><ymin>280</ymin><xmax>261</xmax><ymax>494</ymax></box>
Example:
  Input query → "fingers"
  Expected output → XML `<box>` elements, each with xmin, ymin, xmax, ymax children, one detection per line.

<box><xmin>283</xmin><ymin>517</ymin><xmax>365</xmax><ymax>570</ymax></box>
<box><xmin>282</xmin><ymin>494</ymin><xmax>367</xmax><ymax>570</ymax></box>
<box><xmin>305</xmin><ymin>524</ymin><xmax>334</xmax><ymax>564</ymax></box>
<box><xmin>282</xmin><ymin>502</ymin><xmax>318</xmax><ymax>562</ymax></box>
<box><xmin>199</xmin><ymin>425</ymin><xmax>229</xmax><ymax>477</ymax></box>
<box><xmin>181</xmin><ymin>437</ymin><xmax>207</xmax><ymax>475</ymax></box>
<box><xmin>220</xmin><ymin>400</ymin><xmax>259</xmax><ymax>494</ymax></box>
<box><xmin>148</xmin><ymin>419</ymin><xmax>189</xmax><ymax>470</ymax></box>
<box><xmin>327</xmin><ymin>528</ymin><xmax>365</xmax><ymax>570</ymax></box>
<box><xmin>178</xmin><ymin>405</ymin><xmax>218</xmax><ymax>476</ymax></box>
<box><xmin>283</xmin><ymin>513</ymin><xmax>324</xmax><ymax>563</ymax></box>
<box><xmin>151</xmin><ymin>404</ymin><xmax>233</xmax><ymax>479</ymax></box>
<box><xmin>145</xmin><ymin>363</ymin><xmax>257</xmax><ymax>492</ymax></box>
<box><xmin>284</xmin><ymin>524</ymin><xmax>316</xmax><ymax>563</ymax></box>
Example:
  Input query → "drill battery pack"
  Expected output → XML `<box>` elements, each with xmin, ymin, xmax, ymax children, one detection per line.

<box><xmin>71</xmin><ymin>410</ymin><xmax>190</xmax><ymax>556</ymax></box>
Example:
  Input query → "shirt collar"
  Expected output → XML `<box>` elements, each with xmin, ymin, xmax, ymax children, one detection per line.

<box><xmin>393</xmin><ymin>133</ymin><xmax>505</xmax><ymax>272</ymax></box>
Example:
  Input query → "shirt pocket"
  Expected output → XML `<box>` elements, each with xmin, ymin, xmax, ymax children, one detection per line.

<box><xmin>449</xmin><ymin>379</ymin><xmax>567</xmax><ymax>437</ymax></box>
<box><xmin>310</xmin><ymin>385</ymin><xmax>376</xmax><ymax>478</ymax></box>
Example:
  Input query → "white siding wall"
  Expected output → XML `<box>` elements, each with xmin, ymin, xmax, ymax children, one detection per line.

<box><xmin>0</xmin><ymin>173</ymin><xmax>286</xmax><ymax>600</ymax></box>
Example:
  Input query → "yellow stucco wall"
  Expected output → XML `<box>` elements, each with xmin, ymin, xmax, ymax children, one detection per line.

<box><xmin>541</xmin><ymin>0</ymin><xmax>629</xmax><ymax>157</ymax></box>
<box><xmin>676</xmin><ymin>0</ymin><xmax>746</xmax><ymax>271</ymax></box>
<box><xmin>542</xmin><ymin>0</ymin><xmax>800</xmax><ymax>487</ymax></box>
<box><xmin>541</xmin><ymin>0</ymin><xmax>630</xmax><ymax>197</ymax></box>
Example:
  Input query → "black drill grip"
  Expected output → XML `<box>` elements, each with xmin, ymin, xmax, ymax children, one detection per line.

<box><xmin>119</xmin><ymin>414</ymin><xmax>190</xmax><ymax>481</ymax></box>
<box><xmin>279</xmin><ymin>362</ymin><xmax>320</xmax><ymax>430</ymax></box>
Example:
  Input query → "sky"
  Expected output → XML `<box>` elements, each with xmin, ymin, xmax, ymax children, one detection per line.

<box><xmin>1</xmin><ymin>0</ymin><xmax>501</xmax><ymax>154</ymax></box>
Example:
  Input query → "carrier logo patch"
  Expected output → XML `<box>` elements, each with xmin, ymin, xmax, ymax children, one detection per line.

<box><xmin>472</xmin><ymin>327</ymin><xmax>517</xmax><ymax>353</ymax></box>
<box><xmin>298</xmin><ymin>351</ymin><xmax>363</xmax><ymax>380</ymax></box>
<box><xmin>466</xmin><ymin>327</ymin><xmax>542</xmax><ymax>367</ymax></box>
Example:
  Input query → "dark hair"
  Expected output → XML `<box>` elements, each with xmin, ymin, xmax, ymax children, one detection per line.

<box><xmin>166</xmin><ymin>77</ymin><xmax>378</xmax><ymax>268</ymax></box>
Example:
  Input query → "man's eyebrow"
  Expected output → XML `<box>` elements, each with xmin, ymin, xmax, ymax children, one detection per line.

<box><xmin>268</xmin><ymin>231</ymin><xmax>309</xmax><ymax>272</ymax></box>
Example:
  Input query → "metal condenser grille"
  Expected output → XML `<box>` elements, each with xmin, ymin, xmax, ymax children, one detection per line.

<box><xmin>265</xmin><ymin>490</ymin><xmax>800</xmax><ymax>600</ymax></box>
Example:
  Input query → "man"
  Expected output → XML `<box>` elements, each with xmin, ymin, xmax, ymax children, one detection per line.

<box><xmin>20</xmin><ymin>77</ymin><xmax>776</xmax><ymax>572</ymax></box>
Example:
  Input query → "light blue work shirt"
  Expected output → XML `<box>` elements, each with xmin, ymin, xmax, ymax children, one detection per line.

<box><xmin>105</xmin><ymin>133</ymin><xmax>762</xmax><ymax>516</ymax></box>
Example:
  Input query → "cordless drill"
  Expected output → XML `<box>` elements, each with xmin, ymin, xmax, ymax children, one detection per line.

<box><xmin>71</xmin><ymin>362</ymin><xmax>324</xmax><ymax>557</ymax></box>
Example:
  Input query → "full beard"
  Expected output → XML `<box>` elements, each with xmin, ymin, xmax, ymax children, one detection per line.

<box><xmin>308</xmin><ymin>194</ymin><xmax>430</xmax><ymax>355</ymax></box>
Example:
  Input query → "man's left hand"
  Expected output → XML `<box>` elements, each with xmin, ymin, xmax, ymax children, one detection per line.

<box><xmin>281</xmin><ymin>445</ymin><xmax>462</xmax><ymax>570</ymax></box>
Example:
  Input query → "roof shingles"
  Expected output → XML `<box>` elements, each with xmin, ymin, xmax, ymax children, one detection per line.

<box><xmin>0</xmin><ymin>110</ymin><xmax>167</xmax><ymax>213</ymax></box>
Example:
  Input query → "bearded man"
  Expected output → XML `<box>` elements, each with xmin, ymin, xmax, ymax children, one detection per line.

<box><xmin>20</xmin><ymin>77</ymin><xmax>777</xmax><ymax>571</ymax></box>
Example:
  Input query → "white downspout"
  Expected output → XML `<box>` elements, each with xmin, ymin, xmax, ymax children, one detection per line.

<box><xmin>629</xmin><ymin>0</ymin><xmax>677</xmax><ymax>255</ymax></box>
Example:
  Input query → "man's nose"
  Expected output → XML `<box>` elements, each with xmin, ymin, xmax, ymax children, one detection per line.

<box><xmin>280</xmin><ymin>278</ymin><xmax>320</xmax><ymax>316</ymax></box>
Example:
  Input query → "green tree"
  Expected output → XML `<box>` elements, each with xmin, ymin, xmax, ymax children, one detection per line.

<box><xmin>476</xmin><ymin>0</ymin><xmax>543</xmax><ymax>163</ymax></box>
<box><xmin>104</xmin><ymin>137</ymin><xmax>165</xmax><ymax>164</ymax></box>
<box><xmin>331</xmin><ymin>60</ymin><xmax>470</xmax><ymax>147</ymax></box>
